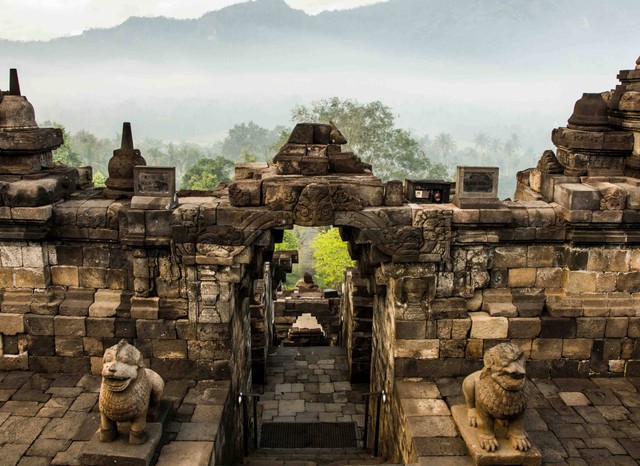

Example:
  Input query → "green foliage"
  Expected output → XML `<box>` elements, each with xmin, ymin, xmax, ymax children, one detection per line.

<box><xmin>221</xmin><ymin>121</ymin><xmax>286</xmax><ymax>162</ymax></box>
<box><xmin>291</xmin><ymin>97</ymin><xmax>449</xmax><ymax>182</ymax></box>
<box><xmin>275</xmin><ymin>230</ymin><xmax>299</xmax><ymax>252</ymax></box>
<box><xmin>310</xmin><ymin>227</ymin><xmax>355</xmax><ymax>289</ymax></box>
<box><xmin>93</xmin><ymin>171</ymin><xmax>106</xmax><ymax>188</ymax></box>
<box><xmin>181</xmin><ymin>157</ymin><xmax>234</xmax><ymax>191</ymax></box>
<box><xmin>43</xmin><ymin>121</ymin><xmax>82</xmax><ymax>167</ymax></box>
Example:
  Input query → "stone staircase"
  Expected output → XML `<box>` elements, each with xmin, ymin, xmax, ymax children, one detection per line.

<box><xmin>242</xmin><ymin>447</ymin><xmax>386</xmax><ymax>465</ymax></box>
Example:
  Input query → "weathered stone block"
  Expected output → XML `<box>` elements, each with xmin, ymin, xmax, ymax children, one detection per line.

<box><xmin>11</xmin><ymin>205</ymin><xmax>53</xmax><ymax>221</ymax></box>
<box><xmin>566</xmin><ymin>271</ymin><xmax>596</xmax><ymax>293</ymax></box>
<box><xmin>55</xmin><ymin>336</ymin><xmax>84</xmax><ymax>357</ymax></box>
<box><xmin>24</xmin><ymin>314</ymin><xmax>54</xmax><ymax>336</ymax></box>
<box><xmin>540</xmin><ymin>317</ymin><xmax>576</xmax><ymax>338</ymax></box>
<box><xmin>605</xmin><ymin>317</ymin><xmax>629</xmax><ymax>337</ymax></box>
<box><xmin>508</xmin><ymin>268</ymin><xmax>537</xmax><ymax>288</ymax></box>
<box><xmin>430</xmin><ymin>297</ymin><xmax>467</xmax><ymax>319</ymax></box>
<box><xmin>616</xmin><ymin>271</ymin><xmax>640</xmax><ymax>292</ymax></box>
<box><xmin>78</xmin><ymin>267</ymin><xmax>107</xmax><ymax>289</ymax></box>
<box><xmin>136</xmin><ymin>320</ymin><xmax>176</xmax><ymax>340</ymax></box>
<box><xmin>0</xmin><ymin>314</ymin><xmax>24</xmax><ymax>335</ymax></box>
<box><xmin>451</xmin><ymin>318</ymin><xmax>471</xmax><ymax>339</ymax></box>
<box><xmin>527</xmin><ymin>245</ymin><xmax>555</xmax><ymax>267</ymax></box>
<box><xmin>588</xmin><ymin>249</ymin><xmax>629</xmax><ymax>272</ymax></box>
<box><xmin>508</xmin><ymin>317</ymin><xmax>541</xmax><ymax>338</ymax></box>
<box><xmin>21</xmin><ymin>245</ymin><xmax>46</xmax><ymax>268</ymax></box>
<box><xmin>493</xmin><ymin>246</ymin><xmax>527</xmax><ymax>268</ymax></box>
<box><xmin>0</xmin><ymin>267</ymin><xmax>13</xmax><ymax>287</ymax></box>
<box><xmin>624</xmin><ymin>316</ymin><xmax>640</xmax><ymax>340</ymax></box>
<box><xmin>384</xmin><ymin>180</ymin><xmax>404</xmax><ymax>206</ymax></box>
<box><xmin>152</xmin><ymin>340</ymin><xmax>187</xmax><ymax>359</ymax></box>
<box><xmin>531</xmin><ymin>338</ymin><xmax>562</xmax><ymax>360</ymax></box>
<box><xmin>130</xmin><ymin>297</ymin><xmax>160</xmax><ymax>320</ymax></box>
<box><xmin>439</xmin><ymin>339</ymin><xmax>466</xmax><ymax>358</ymax></box>
<box><xmin>83</xmin><ymin>246</ymin><xmax>110</xmax><ymax>268</ymax></box>
<box><xmin>228</xmin><ymin>180</ymin><xmax>262</xmax><ymax>207</ymax></box>
<box><xmin>59</xmin><ymin>288</ymin><xmax>95</xmax><ymax>317</ymax></box>
<box><xmin>55</xmin><ymin>245</ymin><xmax>83</xmax><ymax>266</ymax></box>
<box><xmin>394</xmin><ymin>339</ymin><xmax>439</xmax><ymax>359</ymax></box>
<box><xmin>156</xmin><ymin>441</ymin><xmax>213</xmax><ymax>466</ymax></box>
<box><xmin>53</xmin><ymin>316</ymin><xmax>86</xmax><ymax>337</ymax></box>
<box><xmin>469</xmin><ymin>312</ymin><xmax>508</xmax><ymax>339</ymax></box>
<box><xmin>395</xmin><ymin>320</ymin><xmax>426</xmax><ymax>339</ymax></box>
<box><xmin>51</xmin><ymin>265</ymin><xmax>80</xmax><ymax>287</ymax></box>
<box><xmin>15</xmin><ymin>267</ymin><xmax>49</xmax><ymax>288</ymax></box>
<box><xmin>595</xmin><ymin>272</ymin><xmax>617</xmax><ymax>292</ymax></box>
<box><xmin>26</xmin><ymin>335</ymin><xmax>55</xmax><ymax>356</ymax></box>
<box><xmin>86</xmin><ymin>317</ymin><xmax>115</xmax><ymax>338</ymax></box>
<box><xmin>83</xmin><ymin>337</ymin><xmax>103</xmax><ymax>356</ymax></box>
<box><xmin>562</xmin><ymin>339</ymin><xmax>593</xmax><ymax>359</ymax></box>
<box><xmin>144</xmin><ymin>210</ymin><xmax>173</xmax><ymax>237</ymax></box>
<box><xmin>576</xmin><ymin>317</ymin><xmax>606</xmax><ymax>338</ymax></box>
<box><xmin>88</xmin><ymin>289</ymin><xmax>122</xmax><ymax>317</ymax></box>
<box><xmin>0</xmin><ymin>245</ymin><xmax>22</xmax><ymax>267</ymax></box>
<box><xmin>553</xmin><ymin>183</ymin><xmax>601</xmax><ymax>210</ymax></box>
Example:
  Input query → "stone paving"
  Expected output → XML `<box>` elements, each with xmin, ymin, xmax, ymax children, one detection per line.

<box><xmin>257</xmin><ymin>346</ymin><xmax>367</xmax><ymax>435</ymax></box>
<box><xmin>402</xmin><ymin>375</ymin><xmax>640</xmax><ymax>465</ymax></box>
<box><xmin>0</xmin><ymin>370</ymin><xmax>222</xmax><ymax>466</ymax></box>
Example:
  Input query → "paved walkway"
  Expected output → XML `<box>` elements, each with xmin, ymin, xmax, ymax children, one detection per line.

<box><xmin>0</xmin><ymin>370</ymin><xmax>222</xmax><ymax>466</ymax></box>
<box><xmin>404</xmin><ymin>375</ymin><xmax>640</xmax><ymax>465</ymax></box>
<box><xmin>257</xmin><ymin>346</ymin><xmax>367</xmax><ymax>433</ymax></box>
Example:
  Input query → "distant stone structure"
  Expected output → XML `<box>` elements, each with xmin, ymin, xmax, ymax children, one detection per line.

<box><xmin>99</xmin><ymin>340</ymin><xmax>164</xmax><ymax>445</ymax></box>
<box><xmin>105</xmin><ymin>122</ymin><xmax>146</xmax><ymax>199</ymax></box>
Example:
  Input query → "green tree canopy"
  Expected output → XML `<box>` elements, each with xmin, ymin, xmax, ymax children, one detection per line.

<box><xmin>275</xmin><ymin>230</ymin><xmax>299</xmax><ymax>252</ymax></box>
<box><xmin>310</xmin><ymin>227</ymin><xmax>355</xmax><ymax>289</ymax></box>
<box><xmin>43</xmin><ymin>121</ymin><xmax>82</xmax><ymax>167</ymax></box>
<box><xmin>181</xmin><ymin>157</ymin><xmax>234</xmax><ymax>191</ymax></box>
<box><xmin>221</xmin><ymin>121</ymin><xmax>285</xmax><ymax>162</ymax></box>
<box><xmin>291</xmin><ymin>97</ymin><xmax>449</xmax><ymax>181</ymax></box>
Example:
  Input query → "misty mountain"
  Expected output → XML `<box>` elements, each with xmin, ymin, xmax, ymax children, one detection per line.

<box><xmin>1</xmin><ymin>0</ymin><xmax>637</xmax><ymax>69</ymax></box>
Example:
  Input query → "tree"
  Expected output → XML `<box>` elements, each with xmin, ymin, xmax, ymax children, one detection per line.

<box><xmin>181</xmin><ymin>157</ymin><xmax>234</xmax><ymax>190</ymax></box>
<box><xmin>291</xmin><ymin>97</ymin><xmax>448</xmax><ymax>182</ymax></box>
<box><xmin>221</xmin><ymin>122</ymin><xmax>285</xmax><ymax>162</ymax></box>
<box><xmin>275</xmin><ymin>230</ymin><xmax>299</xmax><ymax>252</ymax></box>
<box><xmin>93</xmin><ymin>171</ymin><xmax>106</xmax><ymax>188</ymax></box>
<box><xmin>310</xmin><ymin>227</ymin><xmax>355</xmax><ymax>289</ymax></box>
<box><xmin>43</xmin><ymin>121</ymin><xmax>82</xmax><ymax>167</ymax></box>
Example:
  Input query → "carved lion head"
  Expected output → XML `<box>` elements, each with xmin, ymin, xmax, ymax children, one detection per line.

<box><xmin>102</xmin><ymin>340</ymin><xmax>145</xmax><ymax>393</ymax></box>
<box><xmin>482</xmin><ymin>342</ymin><xmax>526</xmax><ymax>391</ymax></box>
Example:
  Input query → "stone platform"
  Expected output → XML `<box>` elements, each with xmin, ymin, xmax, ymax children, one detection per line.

<box><xmin>0</xmin><ymin>368</ymin><xmax>639</xmax><ymax>464</ymax></box>
<box><xmin>397</xmin><ymin>376</ymin><xmax>640</xmax><ymax>465</ymax></box>
<box><xmin>451</xmin><ymin>405</ymin><xmax>542</xmax><ymax>466</ymax></box>
<box><xmin>0</xmin><ymin>371</ymin><xmax>227</xmax><ymax>466</ymax></box>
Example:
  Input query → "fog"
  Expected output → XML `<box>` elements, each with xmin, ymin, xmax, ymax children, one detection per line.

<box><xmin>1</xmin><ymin>0</ymin><xmax>638</xmax><ymax>198</ymax></box>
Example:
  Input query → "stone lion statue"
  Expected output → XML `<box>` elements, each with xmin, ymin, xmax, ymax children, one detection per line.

<box><xmin>462</xmin><ymin>342</ymin><xmax>530</xmax><ymax>452</ymax></box>
<box><xmin>99</xmin><ymin>340</ymin><xmax>164</xmax><ymax>444</ymax></box>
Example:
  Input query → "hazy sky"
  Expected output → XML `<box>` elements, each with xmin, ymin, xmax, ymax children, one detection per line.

<box><xmin>0</xmin><ymin>0</ymin><xmax>387</xmax><ymax>41</ymax></box>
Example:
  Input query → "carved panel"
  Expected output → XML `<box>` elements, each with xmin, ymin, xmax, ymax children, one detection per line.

<box><xmin>294</xmin><ymin>183</ymin><xmax>334</xmax><ymax>226</ymax></box>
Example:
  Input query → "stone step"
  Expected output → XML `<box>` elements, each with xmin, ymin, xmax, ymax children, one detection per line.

<box><xmin>244</xmin><ymin>447</ymin><xmax>384</xmax><ymax>465</ymax></box>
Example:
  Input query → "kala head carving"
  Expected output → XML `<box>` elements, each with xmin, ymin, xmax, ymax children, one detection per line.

<box><xmin>462</xmin><ymin>342</ymin><xmax>530</xmax><ymax>452</ymax></box>
<box><xmin>99</xmin><ymin>340</ymin><xmax>164</xmax><ymax>444</ymax></box>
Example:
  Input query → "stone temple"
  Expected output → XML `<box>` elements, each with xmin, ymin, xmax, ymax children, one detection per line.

<box><xmin>0</xmin><ymin>59</ymin><xmax>639</xmax><ymax>465</ymax></box>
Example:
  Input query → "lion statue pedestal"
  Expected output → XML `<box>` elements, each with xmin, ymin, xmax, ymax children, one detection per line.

<box><xmin>452</xmin><ymin>343</ymin><xmax>541</xmax><ymax>466</ymax></box>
